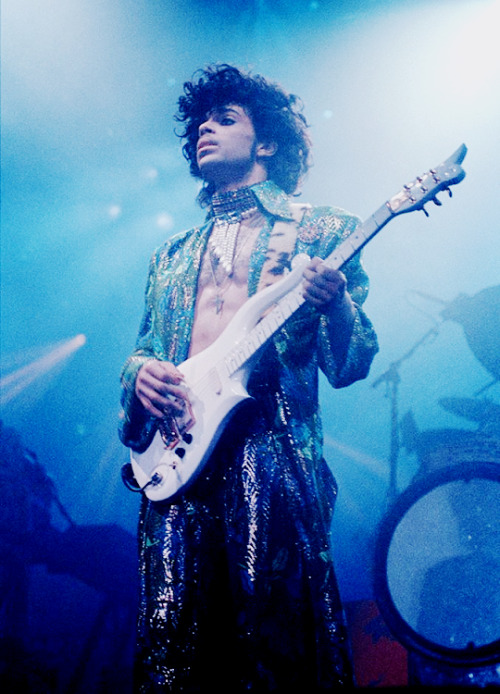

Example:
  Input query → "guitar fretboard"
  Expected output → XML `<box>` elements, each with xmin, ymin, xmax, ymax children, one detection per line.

<box><xmin>224</xmin><ymin>286</ymin><xmax>305</xmax><ymax>376</ymax></box>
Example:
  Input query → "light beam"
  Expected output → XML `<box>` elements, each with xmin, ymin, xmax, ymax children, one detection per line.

<box><xmin>0</xmin><ymin>334</ymin><xmax>87</xmax><ymax>406</ymax></box>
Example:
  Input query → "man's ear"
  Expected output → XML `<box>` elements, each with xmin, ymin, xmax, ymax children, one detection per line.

<box><xmin>257</xmin><ymin>141</ymin><xmax>277</xmax><ymax>159</ymax></box>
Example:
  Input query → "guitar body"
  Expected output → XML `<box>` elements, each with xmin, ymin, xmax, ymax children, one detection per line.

<box><xmin>127</xmin><ymin>144</ymin><xmax>468</xmax><ymax>502</ymax></box>
<box><xmin>129</xmin><ymin>353</ymin><xmax>250</xmax><ymax>502</ymax></box>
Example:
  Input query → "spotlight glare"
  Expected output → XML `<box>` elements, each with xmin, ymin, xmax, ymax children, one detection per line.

<box><xmin>0</xmin><ymin>334</ymin><xmax>87</xmax><ymax>406</ymax></box>
<box><xmin>156</xmin><ymin>212</ymin><xmax>174</xmax><ymax>230</ymax></box>
<box><xmin>108</xmin><ymin>204</ymin><xmax>122</xmax><ymax>219</ymax></box>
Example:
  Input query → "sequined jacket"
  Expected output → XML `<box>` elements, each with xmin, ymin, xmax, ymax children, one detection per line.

<box><xmin>119</xmin><ymin>180</ymin><xmax>378</xmax><ymax>467</ymax></box>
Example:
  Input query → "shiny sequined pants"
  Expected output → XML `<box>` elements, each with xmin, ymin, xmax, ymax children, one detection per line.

<box><xmin>135</xmin><ymin>412</ymin><xmax>353</xmax><ymax>693</ymax></box>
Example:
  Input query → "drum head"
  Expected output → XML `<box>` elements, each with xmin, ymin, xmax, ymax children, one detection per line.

<box><xmin>374</xmin><ymin>462</ymin><xmax>500</xmax><ymax>665</ymax></box>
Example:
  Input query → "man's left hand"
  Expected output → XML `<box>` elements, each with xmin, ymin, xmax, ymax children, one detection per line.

<box><xmin>302</xmin><ymin>257</ymin><xmax>350</xmax><ymax>315</ymax></box>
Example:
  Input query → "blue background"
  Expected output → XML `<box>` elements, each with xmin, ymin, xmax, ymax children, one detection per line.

<box><xmin>2</xmin><ymin>1</ymin><xmax>499</xmax><ymax>690</ymax></box>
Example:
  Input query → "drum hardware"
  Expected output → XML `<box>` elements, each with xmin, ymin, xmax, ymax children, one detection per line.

<box><xmin>372</xmin><ymin>325</ymin><xmax>440</xmax><ymax>505</ymax></box>
<box><xmin>373</xmin><ymin>284</ymin><xmax>500</xmax><ymax>504</ymax></box>
<box><xmin>439</xmin><ymin>396</ymin><xmax>500</xmax><ymax>429</ymax></box>
<box><xmin>374</xmin><ymin>461</ymin><xmax>500</xmax><ymax>685</ymax></box>
<box><xmin>411</xmin><ymin>285</ymin><xmax>500</xmax><ymax>393</ymax></box>
<box><xmin>372</xmin><ymin>284</ymin><xmax>500</xmax><ymax>684</ymax></box>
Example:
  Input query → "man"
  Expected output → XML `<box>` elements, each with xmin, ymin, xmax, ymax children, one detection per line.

<box><xmin>119</xmin><ymin>64</ymin><xmax>378</xmax><ymax>693</ymax></box>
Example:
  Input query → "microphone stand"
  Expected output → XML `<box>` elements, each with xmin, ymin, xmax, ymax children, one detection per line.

<box><xmin>372</xmin><ymin>325</ymin><xmax>440</xmax><ymax>506</ymax></box>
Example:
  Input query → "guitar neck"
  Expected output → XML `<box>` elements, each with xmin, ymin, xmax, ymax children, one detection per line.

<box><xmin>223</xmin><ymin>202</ymin><xmax>394</xmax><ymax>377</ymax></box>
<box><xmin>323</xmin><ymin>203</ymin><xmax>392</xmax><ymax>271</ymax></box>
<box><xmin>222</xmin><ymin>141</ymin><xmax>468</xmax><ymax>377</ymax></box>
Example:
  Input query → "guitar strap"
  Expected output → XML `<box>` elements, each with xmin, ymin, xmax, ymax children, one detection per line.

<box><xmin>257</xmin><ymin>203</ymin><xmax>311</xmax><ymax>292</ymax></box>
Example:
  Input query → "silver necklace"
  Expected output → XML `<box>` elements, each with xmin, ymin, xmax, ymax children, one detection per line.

<box><xmin>208</xmin><ymin>224</ymin><xmax>255</xmax><ymax>314</ymax></box>
<box><xmin>209</xmin><ymin>187</ymin><xmax>259</xmax><ymax>276</ymax></box>
<box><xmin>209</xmin><ymin>209</ymin><xmax>256</xmax><ymax>275</ymax></box>
<box><xmin>209</xmin><ymin>187</ymin><xmax>258</xmax><ymax>313</ymax></box>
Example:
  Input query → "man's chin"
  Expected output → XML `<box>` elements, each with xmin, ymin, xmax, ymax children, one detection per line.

<box><xmin>197</xmin><ymin>157</ymin><xmax>221</xmax><ymax>180</ymax></box>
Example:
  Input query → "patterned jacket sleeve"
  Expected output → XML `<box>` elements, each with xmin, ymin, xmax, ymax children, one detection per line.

<box><xmin>304</xmin><ymin>206</ymin><xmax>379</xmax><ymax>388</ymax></box>
<box><xmin>118</xmin><ymin>251</ymin><xmax>162</xmax><ymax>451</ymax></box>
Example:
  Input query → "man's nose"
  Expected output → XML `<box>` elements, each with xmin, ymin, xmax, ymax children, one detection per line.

<box><xmin>198</xmin><ymin>119</ymin><xmax>215</xmax><ymax>137</ymax></box>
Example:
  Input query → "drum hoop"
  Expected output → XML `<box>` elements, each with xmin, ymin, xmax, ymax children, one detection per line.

<box><xmin>374</xmin><ymin>460</ymin><xmax>500</xmax><ymax>665</ymax></box>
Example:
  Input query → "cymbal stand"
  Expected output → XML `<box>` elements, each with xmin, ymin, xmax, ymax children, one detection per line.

<box><xmin>372</xmin><ymin>325</ymin><xmax>440</xmax><ymax>505</ymax></box>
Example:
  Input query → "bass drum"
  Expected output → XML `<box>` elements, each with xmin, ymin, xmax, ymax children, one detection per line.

<box><xmin>374</xmin><ymin>460</ymin><xmax>500</xmax><ymax>675</ymax></box>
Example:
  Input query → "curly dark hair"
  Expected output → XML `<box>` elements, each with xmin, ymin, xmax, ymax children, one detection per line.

<box><xmin>174</xmin><ymin>64</ymin><xmax>312</xmax><ymax>205</ymax></box>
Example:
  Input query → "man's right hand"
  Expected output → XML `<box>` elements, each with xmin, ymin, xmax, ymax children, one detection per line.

<box><xmin>135</xmin><ymin>359</ymin><xmax>188</xmax><ymax>419</ymax></box>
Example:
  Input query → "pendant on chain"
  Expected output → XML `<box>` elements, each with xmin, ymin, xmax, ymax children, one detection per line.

<box><xmin>208</xmin><ymin>188</ymin><xmax>259</xmax><ymax>314</ymax></box>
<box><xmin>214</xmin><ymin>295</ymin><xmax>224</xmax><ymax>314</ymax></box>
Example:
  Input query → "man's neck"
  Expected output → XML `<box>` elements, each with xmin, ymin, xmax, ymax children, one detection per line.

<box><xmin>211</xmin><ymin>166</ymin><xmax>268</xmax><ymax>196</ymax></box>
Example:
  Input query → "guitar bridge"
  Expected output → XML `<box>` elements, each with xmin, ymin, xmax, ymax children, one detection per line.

<box><xmin>158</xmin><ymin>397</ymin><xmax>195</xmax><ymax>450</ymax></box>
<box><xmin>158</xmin><ymin>413</ymin><xmax>180</xmax><ymax>449</ymax></box>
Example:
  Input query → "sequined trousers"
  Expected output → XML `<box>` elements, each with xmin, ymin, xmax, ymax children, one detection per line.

<box><xmin>134</xmin><ymin>399</ymin><xmax>354</xmax><ymax>693</ymax></box>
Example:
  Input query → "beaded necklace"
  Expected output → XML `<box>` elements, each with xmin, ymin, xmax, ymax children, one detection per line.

<box><xmin>209</xmin><ymin>187</ymin><xmax>258</xmax><ymax>275</ymax></box>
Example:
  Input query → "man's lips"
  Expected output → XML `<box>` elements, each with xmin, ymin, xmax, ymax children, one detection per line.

<box><xmin>197</xmin><ymin>140</ymin><xmax>216</xmax><ymax>158</ymax></box>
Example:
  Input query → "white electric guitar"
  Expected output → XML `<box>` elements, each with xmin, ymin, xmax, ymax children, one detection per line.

<box><xmin>125</xmin><ymin>144</ymin><xmax>467</xmax><ymax>502</ymax></box>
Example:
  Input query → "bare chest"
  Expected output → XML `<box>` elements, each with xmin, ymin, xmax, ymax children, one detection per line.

<box><xmin>189</xmin><ymin>219</ymin><xmax>264</xmax><ymax>356</ymax></box>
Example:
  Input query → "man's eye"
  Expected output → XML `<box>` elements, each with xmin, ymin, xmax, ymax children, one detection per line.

<box><xmin>221</xmin><ymin>117</ymin><xmax>235</xmax><ymax>125</ymax></box>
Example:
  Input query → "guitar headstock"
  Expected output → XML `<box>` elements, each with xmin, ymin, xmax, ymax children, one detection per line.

<box><xmin>387</xmin><ymin>143</ymin><xmax>467</xmax><ymax>217</ymax></box>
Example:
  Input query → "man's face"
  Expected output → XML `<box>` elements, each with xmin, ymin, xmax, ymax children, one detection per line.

<box><xmin>196</xmin><ymin>104</ymin><xmax>263</xmax><ymax>188</ymax></box>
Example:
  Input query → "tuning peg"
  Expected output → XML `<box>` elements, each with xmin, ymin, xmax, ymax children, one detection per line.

<box><xmin>422</xmin><ymin>206</ymin><xmax>430</xmax><ymax>217</ymax></box>
<box><xmin>432</xmin><ymin>197</ymin><xmax>443</xmax><ymax>206</ymax></box>
<box><xmin>444</xmin><ymin>186</ymin><xmax>453</xmax><ymax>197</ymax></box>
